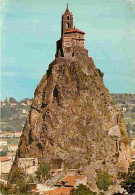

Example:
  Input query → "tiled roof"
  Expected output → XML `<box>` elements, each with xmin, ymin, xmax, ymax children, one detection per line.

<box><xmin>44</xmin><ymin>186</ymin><xmax>73</xmax><ymax>195</ymax></box>
<box><xmin>33</xmin><ymin>189</ymin><xmax>39</xmax><ymax>192</ymax></box>
<box><xmin>0</xmin><ymin>156</ymin><xmax>11</xmax><ymax>162</ymax></box>
<box><xmin>8</xmin><ymin>145</ymin><xmax>18</xmax><ymax>147</ymax></box>
<box><xmin>64</xmin><ymin>28</ymin><xmax>85</xmax><ymax>34</ymax></box>
<box><xmin>0</xmin><ymin>139</ymin><xmax>7</xmax><ymax>141</ymax></box>
<box><xmin>56</xmin><ymin>175</ymin><xmax>86</xmax><ymax>187</ymax></box>
<box><xmin>130</xmin><ymin>137</ymin><xmax>135</xmax><ymax>140</ymax></box>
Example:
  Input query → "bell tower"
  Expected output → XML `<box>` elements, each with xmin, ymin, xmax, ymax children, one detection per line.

<box><xmin>61</xmin><ymin>3</ymin><xmax>73</xmax><ymax>36</ymax></box>
<box><xmin>56</xmin><ymin>4</ymin><xmax>87</xmax><ymax>59</ymax></box>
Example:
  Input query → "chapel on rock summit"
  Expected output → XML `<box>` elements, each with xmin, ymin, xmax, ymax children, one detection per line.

<box><xmin>56</xmin><ymin>4</ymin><xmax>88</xmax><ymax>59</ymax></box>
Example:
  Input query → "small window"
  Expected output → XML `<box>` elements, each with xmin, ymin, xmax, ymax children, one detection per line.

<box><xmin>116</xmin><ymin>141</ymin><xmax>119</xmax><ymax>152</ymax></box>
<box><xmin>33</xmin><ymin>161</ymin><xmax>35</xmax><ymax>166</ymax></box>
<box><xmin>67</xmin><ymin>16</ymin><xmax>70</xmax><ymax>20</ymax></box>
<box><xmin>67</xmin><ymin>47</ymin><xmax>71</xmax><ymax>53</ymax></box>
<box><xmin>66</xmin><ymin>23</ymin><xmax>70</xmax><ymax>29</ymax></box>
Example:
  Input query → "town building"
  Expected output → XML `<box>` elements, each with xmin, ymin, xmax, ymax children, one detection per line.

<box><xmin>9</xmin><ymin>102</ymin><xmax>17</xmax><ymax>107</ymax></box>
<box><xmin>0</xmin><ymin>132</ymin><xmax>15</xmax><ymax>138</ymax></box>
<box><xmin>15</xmin><ymin>131</ymin><xmax>22</xmax><ymax>137</ymax></box>
<box><xmin>8</xmin><ymin>144</ymin><xmax>18</xmax><ymax>152</ymax></box>
<box><xmin>22</xmin><ymin>109</ymin><xmax>28</xmax><ymax>114</ymax></box>
<box><xmin>122</xmin><ymin>107</ymin><xmax>127</xmax><ymax>112</ymax></box>
<box><xmin>0</xmin><ymin>156</ymin><xmax>12</xmax><ymax>175</ymax></box>
<box><xmin>0</xmin><ymin>139</ymin><xmax>7</xmax><ymax>146</ymax></box>
<box><xmin>21</xmin><ymin>102</ymin><xmax>27</xmax><ymax>106</ymax></box>
<box><xmin>25</xmin><ymin>98</ymin><xmax>32</xmax><ymax>105</ymax></box>
<box><xmin>44</xmin><ymin>186</ymin><xmax>72</xmax><ymax>195</ymax></box>
<box><xmin>130</xmin><ymin>150</ymin><xmax>135</xmax><ymax>162</ymax></box>
<box><xmin>44</xmin><ymin>175</ymin><xmax>87</xmax><ymax>195</ymax></box>
<box><xmin>0</xmin><ymin>101</ymin><xmax>6</xmax><ymax>107</ymax></box>
<box><xmin>0</xmin><ymin>147</ymin><xmax>4</xmax><ymax>152</ymax></box>
<box><xmin>7</xmin><ymin>151</ymin><xmax>16</xmax><ymax>162</ymax></box>
<box><xmin>55</xmin><ymin>4</ymin><xmax>88</xmax><ymax>59</ymax></box>
<box><xmin>18</xmin><ymin>158</ymin><xmax>38</xmax><ymax>175</ymax></box>
<box><xmin>130</xmin><ymin>137</ymin><xmax>135</xmax><ymax>149</ymax></box>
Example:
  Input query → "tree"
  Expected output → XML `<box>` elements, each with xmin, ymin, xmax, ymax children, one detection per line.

<box><xmin>14</xmin><ymin>178</ymin><xmax>30</xmax><ymax>195</ymax></box>
<box><xmin>132</xmin><ymin>124</ymin><xmax>135</xmax><ymax>132</ymax></box>
<box><xmin>121</xmin><ymin>162</ymin><xmax>135</xmax><ymax>194</ymax></box>
<box><xmin>0</xmin><ymin>183</ymin><xmax>13</xmax><ymax>195</ymax></box>
<box><xmin>131</xmin><ymin>107</ymin><xmax>135</xmax><ymax>113</ymax></box>
<box><xmin>70</xmin><ymin>184</ymin><xmax>96</xmax><ymax>195</ymax></box>
<box><xmin>9</xmin><ymin>97</ymin><xmax>17</xmax><ymax>103</ymax></box>
<box><xmin>9</xmin><ymin>167</ymin><xmax>25</xmax><ymax>184</ymax></box>
<box><xmin>96</xmin><ymin>169</ymin><xmax>113</xmax><ymax>191</ymax></box>
<box><xmin>8</xmin><ymin>167</ymin><xmax>32</xmax><ymax>194</ymax></box>
<box><xmin>36</xmin><ymin>159</ymin><xmax>50</xmax><ymax>182</ymax></box>
<box><xmin>1</xmin><ymin>104</ymin><xmax>13</xmax><ymax>118</ymax></box>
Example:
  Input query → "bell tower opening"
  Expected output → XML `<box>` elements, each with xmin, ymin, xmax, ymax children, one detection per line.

<box><xmin>66</xmin><ymin>23</ymin><xmax>70</xmax><ymax>29</ymax></box>
<box><xmin>61</xmin><ymin>4</ymin><xmax>73</xmax><ymax>36</ymax></box>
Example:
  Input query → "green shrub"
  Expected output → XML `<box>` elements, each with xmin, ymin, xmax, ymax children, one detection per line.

<box><xmin>115</xmin><ymin>152</ymin><xmax>119</xmax><ymax>158</ymax></box>
<box><xmin>14</xmin><ymin>178</ymin><xmax>30</xmax><ymax>195</ymax></box>
<box><xmin>70</xmin><ymin>184</ymin><xmax>96</xmax><ymax>195</ymax></box>
<box><xmin>36</xmin><ymin>159</ymin><xmax>50</xmax><ymax>182</ymax></box>
<box><xmin>121</xmin><ymin>162</ymin><xmax>135</xmax><ymax>194</ymax></box>
<box><xmin>96</xmin><ymin>169</ymin><xmax>113</xmax><ymax>191</ymax></box>
<box><xmin>9</xmin><ymin>167</ymin><xmax>25</xmax><ymax>184</ymax></box>
<box><xmin>121</xmin><ymin>136</ymin><xmax>129</xmax><ymax>145</ymax></box>
<box><xmin>0</xmin><ymin>183</ymin><xmax>13</xmax><ymax>195</ymax></box>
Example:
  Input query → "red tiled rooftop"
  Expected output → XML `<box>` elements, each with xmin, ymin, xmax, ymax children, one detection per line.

<box><xmin>0</xmin><ymin>156</ymin><xmax>11</xmax><ymax>162</ymax></box>
<box><xmin>130</xmin><ymin>137</ymin><xmax>135</xmax><ymax>140</ymax></box>
<box><xmin>0</xmin><ymin>139</ymin><xmax>7</xmax><ymax>141</ymax></box>
<box><xmin>56</xmin><ymin>175</ymin><xmax>86</xmax><ymax>187</ymax></box>
<box><xmin>33</xmin><ymin>188</ymin><xmax>39</xmax><ymax>192</ymax></box>
<box><xmin>8</xmin><ymin>145</ymin><xmax>18</xmax><ymax>147</ymax></box>
<box><xmin>64</xmin><ymin>28</ymin><xmax>85</xmax><ymax>34</ymax></box>
<box><xmin>131</xmin><ymin>151</ymin><xmax>135</xmax><ymax>154</ymax></box>
<box><xmin>44</xmin><ymin>186</ymin><xmax>73</xmax><ymax>195</ymax></box>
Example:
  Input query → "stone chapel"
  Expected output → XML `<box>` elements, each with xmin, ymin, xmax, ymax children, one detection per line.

<box><xmin>56</xmin><ymin>4</ymin><xmax>88</xmax><ymax>59</ymax></box>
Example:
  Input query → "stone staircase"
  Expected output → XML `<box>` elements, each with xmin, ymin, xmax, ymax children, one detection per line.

<box><xmin>45</xmin><ymin>170</ymin><xmax>65</xmax><ymax>188</ymax></box>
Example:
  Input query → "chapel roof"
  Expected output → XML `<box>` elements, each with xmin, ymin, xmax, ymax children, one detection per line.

<box><xmin>64</xmin><ymin>28</ymin><xmax>85</xmax><ymax>34</ymax></box>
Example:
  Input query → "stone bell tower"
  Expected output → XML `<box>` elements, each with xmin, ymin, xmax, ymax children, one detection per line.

<box><xmin>55</xmin><ymin>4</ymin><xmax>87</xmax><ymax>59</ymax></box>
<box><xmin>61</xmin><ymin>3</ymin><xmax>73</xmax><ymax>36</ymax></box>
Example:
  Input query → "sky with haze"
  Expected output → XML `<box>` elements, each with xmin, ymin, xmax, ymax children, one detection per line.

<box><xmin>1</xmin><ymin>0</ymin><xmax>135</xmax><ymax>100</ymax></box>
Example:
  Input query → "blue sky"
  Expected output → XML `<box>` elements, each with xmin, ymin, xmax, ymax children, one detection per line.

<box><xmin>1</xmin><ymin>0</ymin><xmax>135</xmax><ymax>100</ymax></box>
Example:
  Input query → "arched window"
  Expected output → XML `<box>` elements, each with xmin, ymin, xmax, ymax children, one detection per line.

<box><xmin>67</xmin><ymin>16</ymin><xmax>70</xmax><ymax>20</ymax></box>
<box><xmin>66</xmin><ymin>23</ymin><xmax>70</xmax><ymax>29</ymax></box>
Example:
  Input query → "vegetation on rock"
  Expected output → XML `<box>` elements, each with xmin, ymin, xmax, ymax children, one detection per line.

<box><xmin>121</xmin><ymin>162</ymin><xmax>135</xmax><ymax>194</ymax></box>
<box><xmin>9</xmin><ymin>167</ymin><xmax>25</xmax><ymax>184</ymax></box>
<box><xmin>70</xmin><ymin>184</ymin><xmax>96</xmax><ymax>195</ymax></box>
<box><xmin>36</xmin><ymin>159</ymin><xmax>50</xmax><ymax>182</ymax></box>
<box><xmin>118</xmin><ymin>113</ymin><xmax>129</xmax><ymax>145</ymax></box>
<box><xmin>2</xmin><ymin>168</ymin><xmax>31</xmax><ymax>194</ymax></box>
<box><xmin>96</xmin><ymin>169</ymin><xmax>113</xmax><ymax>191</ymax></box>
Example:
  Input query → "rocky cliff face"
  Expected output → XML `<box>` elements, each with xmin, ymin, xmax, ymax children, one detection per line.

<box><xmin>12</xmin><ymin>49</ymin><xmax>130</xmax><ymax>192</ymax></box>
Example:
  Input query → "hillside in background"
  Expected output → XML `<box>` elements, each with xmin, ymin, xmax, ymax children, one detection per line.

<box><xmin>1</xmin><ymin>94</ymin><xmax>135</xmax><ymax>138</ymax></box>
